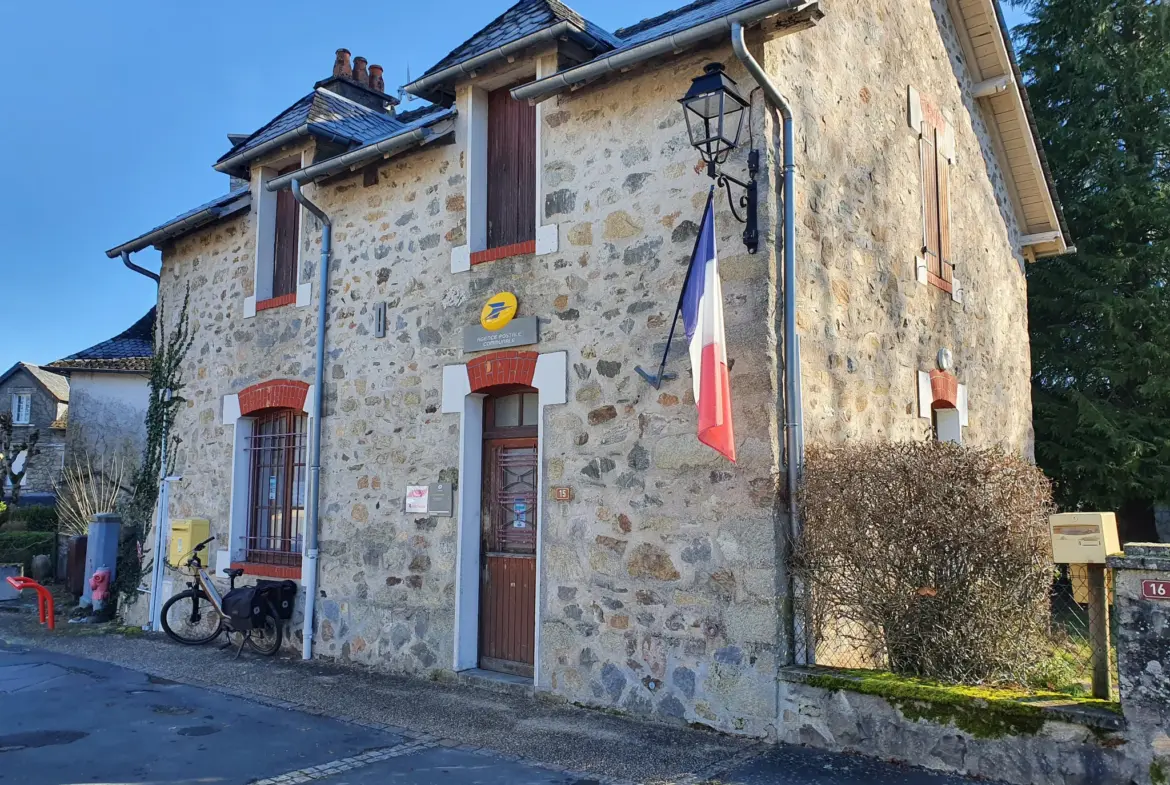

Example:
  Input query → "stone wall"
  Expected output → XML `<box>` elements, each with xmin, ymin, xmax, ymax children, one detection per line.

<box><xmin>148</xmin><ymin>0</ymin><xmax>1035</xmax><ymax>735</ymax></box>
<box><xmin>0</xmin><ymin>368</ymin><xmax>65</xmax><ymax>499</ymax></box>
<box><xmin>1110</xmin><ymin>544</ymin><xmax>1170</xmax><ymax>784</ymax></box>
<box><xmin>776</xmin><ymin>671</ymin><xmax>1138</xmax><ymax>785</ymax></box>
<box><xmin>761</xmin><ymin>0</ymin><xmax>1033</xmax><ymax>454</ymax></box>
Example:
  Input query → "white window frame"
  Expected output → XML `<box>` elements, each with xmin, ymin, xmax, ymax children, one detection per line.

<box><xmin>11</xmin><ymin>393</ymin><xmax>31</xmax><ymax>425</ymax></box>
<box><xmin>244</xmin><ymin>151</ymin><xmax>314</xmax><ymax>318</ymax></box>
<box><xmin>221</xmin><ymin>388</ymin><xmax>315</xmax><ymax>564</ymax></box>
<box><xmin>451</xmin><ymin>52</ymin><xmax>559</xmax><ymax>273</ymax></box>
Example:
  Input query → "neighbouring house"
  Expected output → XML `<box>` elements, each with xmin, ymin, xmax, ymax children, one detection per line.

<box><xmin>106</xmin><ymin>0</ymin><xmax>1067</xmax><ymax>735</ymax></box>
<box><xmin>45</xmin><ymin>309</ymin><xmax>155</xmax><ymax>471</ymax></box>
<box><xmin>0</xmin><ymin>363</ymin><xmax>68</xmax><ymax>505</ymax></box>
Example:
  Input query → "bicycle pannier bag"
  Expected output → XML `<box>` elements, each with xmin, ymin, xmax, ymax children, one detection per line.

<box><xmin>256</xmin><ymin>579</ymin><xmax>298</xmax><ymax>620</ymax></box>
<box><xmin>222</xmin><ymin>586</ymin><xmax>263</xmax><ymax>631</ymax></box>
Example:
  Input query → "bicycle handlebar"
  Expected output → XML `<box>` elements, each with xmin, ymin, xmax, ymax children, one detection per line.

<box><xmin>192</xmin><ymin>536</ymin><xmax>215</xmax><ymax>553</ymax></box>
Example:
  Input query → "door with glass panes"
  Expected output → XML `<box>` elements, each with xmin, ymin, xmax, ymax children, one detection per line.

<box><xmin>479</xmin><ymin>388</ymin><xmax>539</xmax><ymax>677</ymax></box>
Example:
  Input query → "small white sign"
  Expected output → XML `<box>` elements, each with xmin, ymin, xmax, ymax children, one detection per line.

<box><xmin>405</xmin><ymin>485</ymin><xmax>429</xmax><ymax>514</ymax></box>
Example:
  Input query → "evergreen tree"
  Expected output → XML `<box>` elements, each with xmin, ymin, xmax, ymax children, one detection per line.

<box><xmin>1012</xmin><ymin>0</ymin><xmax>1170</xmax><ymax>537</ymax></box>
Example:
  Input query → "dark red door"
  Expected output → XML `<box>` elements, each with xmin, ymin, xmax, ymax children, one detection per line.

<box><xmin>479</xmin><ymin>391</ymin><xmax>539</xmax><ymax>677</ymax></box>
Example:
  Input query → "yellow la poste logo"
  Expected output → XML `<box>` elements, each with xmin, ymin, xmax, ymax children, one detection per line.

<box><xmin>480</xmin><ymin>292</ymin><xmax>518</xmax><ymax>331</ymax></box>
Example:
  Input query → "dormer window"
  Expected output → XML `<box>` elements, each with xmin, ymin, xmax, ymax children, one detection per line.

<box><xmin>449</xmin><ymin>54</ymin><xmax>561</xmax><ymax>272</ymax></box>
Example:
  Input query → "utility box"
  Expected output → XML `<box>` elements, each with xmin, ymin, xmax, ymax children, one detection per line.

<box><xmin>169</xmin><ymin>519</ymin><xmax>211</xmax><ymax>568</ymax></box>
<box><xmin>1049</xmin><ymin>512</ymin><xmax>1120</xmax><ymax>564</ymax></box>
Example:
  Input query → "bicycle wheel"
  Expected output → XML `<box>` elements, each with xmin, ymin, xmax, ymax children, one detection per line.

<box><xmin>245</xmin><ymin>602</ymin><xmax>283</xmax><ymax>656</ymax></box>
<box><xmin>161</xmin><ymin>589</ymin><xmax>224</xmax><ymax>645</ymax></box>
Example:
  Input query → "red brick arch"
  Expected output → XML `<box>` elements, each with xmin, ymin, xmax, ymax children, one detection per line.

<box><xmin>929</xmin><ymin>369</ymin><xmax>959</xmax><ymax>410</ymax></box>
<box><xmin>238</xmin><ymin>379</ymin><xmax>310</xmax><ymax>416</ymax></box>
<box><xmin>467</xmin><ymin>350</ymin><xmax>538</xmax><ymax>393</ymax></box>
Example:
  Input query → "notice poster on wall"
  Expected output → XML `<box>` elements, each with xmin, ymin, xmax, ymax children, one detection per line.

<box><xmin>405</xmin><ymin>485</ymin><xmax>429</xmax><ymax>514</ymax></box>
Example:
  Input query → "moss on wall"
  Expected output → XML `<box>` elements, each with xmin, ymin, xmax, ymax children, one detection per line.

<box><xmin>801</xmin><ymin>668</ymin><xmax>1120</xmax><ymax>739</ymax></box>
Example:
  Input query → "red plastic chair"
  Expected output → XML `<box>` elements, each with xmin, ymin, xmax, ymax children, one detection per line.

<box><xmin>5</xmin><ymin>576</ymin><xmax>55</xmax><ymax>630</ymax></box>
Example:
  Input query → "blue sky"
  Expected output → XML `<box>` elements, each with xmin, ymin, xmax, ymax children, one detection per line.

<box><xmin>0</xmin><ymin>1</ymin><xmax>1029</xmax><ymax>373</ymax></box>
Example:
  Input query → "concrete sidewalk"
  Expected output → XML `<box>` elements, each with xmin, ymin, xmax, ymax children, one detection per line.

<box><xmin>0</xmin><ymin>613</ymin><xmax>997</xmax><ymax>784</ymax></box>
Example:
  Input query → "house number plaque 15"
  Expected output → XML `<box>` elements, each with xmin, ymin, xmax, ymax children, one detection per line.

<box><xmin>1142</xmin><ymin>580</ymin><xmax>1170</xmax><ymax>600</ymax></box>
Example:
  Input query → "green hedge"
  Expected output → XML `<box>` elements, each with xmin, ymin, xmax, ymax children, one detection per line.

<box><xmin>9</xmin><ymin>505</ymin><xmax>58</xmax><ymax>532</ymax></box>
<box><xmin>0</xmin><ymin>531</ymin><xmax>55</xmax><ymax>574</ymax></box>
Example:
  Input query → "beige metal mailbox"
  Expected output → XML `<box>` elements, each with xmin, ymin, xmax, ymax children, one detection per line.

<box><xmin>1049</xmin><ymin>512</ymin><xmax>1120</xmax><ymax>564</ymax></box>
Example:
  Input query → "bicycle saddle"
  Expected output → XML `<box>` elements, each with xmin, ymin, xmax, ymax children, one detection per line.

<box><xmin>227</xmin><ymin>568</ymin><xmax>245</xmax><ymax>579</ymax></box>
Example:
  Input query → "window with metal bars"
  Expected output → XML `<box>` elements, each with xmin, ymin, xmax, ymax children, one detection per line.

<box><xmin>245</xmin><ymin>409</ymin><xmax>307</xmax><ymax>565</ymax></box>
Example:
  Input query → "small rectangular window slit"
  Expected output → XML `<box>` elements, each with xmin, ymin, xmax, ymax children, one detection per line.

<box><xmin>374</xmin><ymin>303</ymin><xmax>387</xmax><ymax>338</ymax></box>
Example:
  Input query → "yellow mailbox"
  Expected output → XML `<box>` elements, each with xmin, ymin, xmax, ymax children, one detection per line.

<box><xmin>1048</xmin><ymin>512</ymin><xmax>1120</xmax><ymax>565</ymax></box>
<box><xmin>169</xmin><ymin>518</ymin><xmax>211</xmax><ymax>567</ymax></box>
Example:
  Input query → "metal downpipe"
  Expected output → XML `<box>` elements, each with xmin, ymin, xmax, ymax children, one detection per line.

<box><xmin>121</xmin><ymin>250</ymin><xmax>160</xmax><ymax>283</ymax></box>
<box><xmin>289</xmin><ymin>178</ymin><xmax>331</xmax><ymax>661</ymax></box>
<box><xmin>730</xmin><ymin>22</ymin><xmax>804</xmax><ymax>664</ymax></box>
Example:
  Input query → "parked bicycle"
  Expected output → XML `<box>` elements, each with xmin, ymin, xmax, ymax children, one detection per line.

<box><xmin>160</xmin><ymin>536</ymin><xmax>284</xmax><ymax>657</ymax></box>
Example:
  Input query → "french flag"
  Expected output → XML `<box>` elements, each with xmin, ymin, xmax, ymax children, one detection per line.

<box><xmin>681</xmin><ymin>191</ymin><xmax>737</xmax><ymax>462</ymax></box>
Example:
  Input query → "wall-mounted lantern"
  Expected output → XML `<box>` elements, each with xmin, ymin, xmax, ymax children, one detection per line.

<box><xmin>680</xmin><ymin>62</ymin><xmax>759</xmax><ymax>253</ymax></box>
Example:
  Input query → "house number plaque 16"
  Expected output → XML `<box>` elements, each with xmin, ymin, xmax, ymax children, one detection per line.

<box><xmin>1142</xmin><ymin>580</ymin><xmax>1170</xmax><ymax>600</ymax></box>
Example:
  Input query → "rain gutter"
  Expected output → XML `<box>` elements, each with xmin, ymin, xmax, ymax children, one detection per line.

<box><xmin>512</xmin><ymin>0</ymin><xmax>815</xmax><ymax>103</ymax></box>
<box><xmin>265</xmin><ymin>113</ymin><xmax>455</xmax><ymax>191</ymax></box>
<box><xmin>404</xmin><ymin>21</ymin><xmax>594</xmax><ymax>101</ymax></box>
<box><xmin>214</xmin><ymin>125</ymin><xmax>356</xmax><ymax>176</ymax></box>
<box><xmin>105</xmin><ymin>192</ymin><xmax>252</xmax><ymax>258</ymax></box>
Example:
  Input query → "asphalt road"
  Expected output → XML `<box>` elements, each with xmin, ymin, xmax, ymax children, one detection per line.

<box><xmin>0</xmin><ymin>639</ymin><xmax>997</xmax><ymax>785</ymax></box>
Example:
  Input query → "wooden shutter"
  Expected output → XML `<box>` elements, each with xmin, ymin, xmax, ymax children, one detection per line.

<box><xmin>486</xmin><ymin>85</ymin><xmax>536</xmax><ymax>251</ymax></box>
<box><xmin>920</xmin><ymin>119</ymin><xmax>942</xmax><ymax>282</ymax></box>
<box><xmin>272</xmin><ymin>164</ymin><xmax>300</xmax><ymax>299</ymax></box>
<box><xmin>937</xmin><ymin>130</ymin><xmax>954</xmax><ymax>287</ymax></box>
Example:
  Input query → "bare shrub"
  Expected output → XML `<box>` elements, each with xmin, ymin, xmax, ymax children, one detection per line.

<box><xmin>55</xmin><ymin>452</ymin><xmax>130</xmax><ymax>537</ymax></box>
<box><xmin>795</xmin><ymin>441</ymin><xmax>1055</xmax><ymax>684</ymax></box>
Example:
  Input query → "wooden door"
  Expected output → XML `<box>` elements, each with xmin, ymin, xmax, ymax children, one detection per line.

<box><xmin>479</xmin><ymin>435</ymin><xmax>538</xmax><ymax>677</ymax></box>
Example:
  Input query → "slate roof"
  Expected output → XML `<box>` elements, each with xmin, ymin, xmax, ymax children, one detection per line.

<box><xmin>107</xmin><ymin>187</ymin><xmax>251</xmax><ymax>257</ymax></box>
<box><xmin>615</xmin><ymin>0</ymin><xmax>775</xmax><ymax>47</ymax></box>
<box><xmin>420</xmin><ymin>0</ymin><xmax>619</xmax><ymax>79</ymax></box>
<box><xmin>47</xmin><ymin>309</ymin><xmax>156</xmax><ymax>374</ymax></box>
<box><xmin>218</xmin><ymin>89</ymin><xmax>405</xmax><ymax>167</ymax></box>
<box><xmin>0</xmin><ymin>363</ymin><xmax>70</xmax><ymax>402</ymax></box>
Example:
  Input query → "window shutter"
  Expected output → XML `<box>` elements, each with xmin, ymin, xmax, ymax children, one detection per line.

<box><xmin>272</xmin><ymin>164</ymin><xmax>300</xmax><ymax>299</ymax></box>
<box><xmin>486</xmin><ymin>85</ymin><xmax>536</xmax><ymax>250</ymax></box>
<box><xmin>920</xmin><ymin>119</ymin><xmax>941</xmax><ymax>282</ymax></box>
<box><xmin>937</xmin><ymin>127</ymin><xmax>954</xmax><ymax>287</ymax></box>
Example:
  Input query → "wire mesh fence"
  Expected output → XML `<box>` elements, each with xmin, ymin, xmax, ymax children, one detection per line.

<box><xmin>811</xmin><ymin>565</ymin><xmax>1119</xmax><ymax>696</ymax></box>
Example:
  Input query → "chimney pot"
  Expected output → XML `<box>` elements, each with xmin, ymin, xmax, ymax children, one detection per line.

<box><xmin>333</xmin><ymin>48</ymin><xmax>352</xmax><ymax>78</ymax></box>
<box><xmin>353</xmin><ymin>56</ymin><xmax>368</xmax><ymax>84</ymax></box>
<box><xmin>368</xmin><ymin>64</ymin><xmax>385</xmax><ymax>93</ymax></box>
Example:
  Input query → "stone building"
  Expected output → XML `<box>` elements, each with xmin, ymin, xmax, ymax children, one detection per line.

<box><xmin>0</xmin><ymin>363</ymin><xmax>68</xmax><ymax>504</ymax></box>
<box><xmin>107</xmin><ymin>0</ymin><xmax>1067</xmax><ymax>735</ymax></box>
<box><xmin>45</xmin><ymin>309</ymin><xmax>154</xmax><ymax>470</ymax></box>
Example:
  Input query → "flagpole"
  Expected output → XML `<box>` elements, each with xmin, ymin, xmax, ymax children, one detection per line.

<box><xmin>636</xmin><ymin>186</ymin><xmax>715</xmax><ymax>389</ymax></box>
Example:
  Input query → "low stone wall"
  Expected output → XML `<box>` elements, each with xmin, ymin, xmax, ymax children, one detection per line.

<box><xmin>777</xmin><ymin>669</ymin><xmax>1137</xmax><ymax>785</ymax></box>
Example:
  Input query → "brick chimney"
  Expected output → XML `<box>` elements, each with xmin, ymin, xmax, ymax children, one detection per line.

<box><xmin>317</xmin><ymin>48</ymin><xmax>397</xmax><ymax>113</ymax></box>
<box><xmin>368</xmin><ymin>64</ymin><xmax>385</xmax><ymax>93</ymax></box>
<box><xmin>333</xmin><ymin>48</ymin><xmax>352</xmax><ymax>78</ymax></box>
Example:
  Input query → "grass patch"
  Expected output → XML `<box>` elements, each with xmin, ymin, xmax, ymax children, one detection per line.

<box><xmin>799</xmin><ymin>667</ymin><xmax>1121</xmax><ymax>740</ymax></box>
